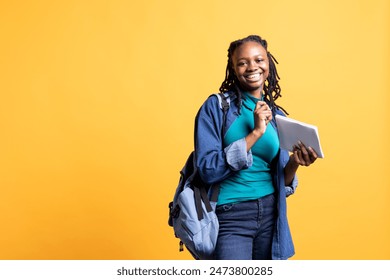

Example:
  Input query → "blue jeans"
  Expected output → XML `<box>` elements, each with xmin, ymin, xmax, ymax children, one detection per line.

<box><xmin>214</xmin><ymin>193</ymin><xmax>276</xmax><ymax>260</ymax></box>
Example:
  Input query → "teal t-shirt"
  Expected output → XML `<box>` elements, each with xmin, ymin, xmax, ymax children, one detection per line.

<box><xmin>218</xmin><ymin>92</ymin><xmax>280</xmax><ymax>205</ymax></box>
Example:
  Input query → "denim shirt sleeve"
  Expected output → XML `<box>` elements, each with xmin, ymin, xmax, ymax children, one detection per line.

<box><xmin>194</xmin><ymin>95</ymin><xmax>251</xmax><ymax>185</ymax></box>
<box><xmin>224</xmin><ymin>137</ymin><xmax>253</xmax><ymax>171</ymax></box>
<box><xmin>278</xmin><ymin>147</ymin><xmax>299</xmax><ymax>197</ymax></box>
<box><xmin>285</xmin><ymin>174</ymin><xmax>298</xmax><ymax>197</ymax></box>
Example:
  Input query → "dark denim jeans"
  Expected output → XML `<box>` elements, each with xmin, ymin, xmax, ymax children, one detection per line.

<box><xmin>215</xmin><ymin>193</ymin><xmax>276</xmax><ymax>260</ymax></box>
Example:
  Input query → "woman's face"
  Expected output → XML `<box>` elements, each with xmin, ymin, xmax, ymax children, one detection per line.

<box><xmin>232</xmin><ymin>41</ymin><xmax>269</xmax><ymax>97</ymax></box>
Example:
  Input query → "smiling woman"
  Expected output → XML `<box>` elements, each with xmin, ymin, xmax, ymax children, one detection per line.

<box><xmin>193</xmin><ymin>35</ymin><xmax>318</xmax><ymax>260</ymax></box>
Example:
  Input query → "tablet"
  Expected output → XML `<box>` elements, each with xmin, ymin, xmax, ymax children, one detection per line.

<box><xmin>275</xmin><ymin>115</ymin><xmax>324</xmax><ymax>158</ymax></box>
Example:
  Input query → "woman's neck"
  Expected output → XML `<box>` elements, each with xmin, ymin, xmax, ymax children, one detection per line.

<box><xmin>246</xmin><ymin>89</ymin><xmax>263</xmax><ymax>99</ymax></box>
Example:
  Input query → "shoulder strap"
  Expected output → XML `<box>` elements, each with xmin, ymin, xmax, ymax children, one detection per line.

<box><xmin>215</xmin><ymin>93</ymin><xmax>230</xmax><ymax>138</ymax></box>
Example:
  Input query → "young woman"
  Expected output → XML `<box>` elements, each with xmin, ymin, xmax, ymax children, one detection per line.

<box><xmin>194</xmin><ymin>35</ymin><xmax>317</xmax><ymax>260</ymax></box>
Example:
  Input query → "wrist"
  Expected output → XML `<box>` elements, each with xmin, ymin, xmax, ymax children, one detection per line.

<box><xmin>251</xmin><ymin>128</ymin><xmax>263</xmax><ymax>139</ymax></box>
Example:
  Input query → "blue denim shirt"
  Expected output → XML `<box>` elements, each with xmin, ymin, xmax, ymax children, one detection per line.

<box><xmin>194</xmin><ymin>92</ymin><xmax>298</xmax><ymax>260</ymax></box>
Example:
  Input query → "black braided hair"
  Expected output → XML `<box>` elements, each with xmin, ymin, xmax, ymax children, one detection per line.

<box><xmin>219</xmin><ymin>35</ymin><xmax>288</xmax><ymax>115</ymax></box>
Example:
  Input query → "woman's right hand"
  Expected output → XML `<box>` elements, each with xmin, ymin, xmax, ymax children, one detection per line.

<box><xmin>245</xmin><ymin>101</ymin><xmax>273</xmax><ymax>152</ymax></box>
<box><xmin>253</xmin><ymin>101</ymin><xmax>272</xmax><ymax>136</ymax></box>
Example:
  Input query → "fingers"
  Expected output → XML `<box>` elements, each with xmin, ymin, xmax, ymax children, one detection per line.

<box><xmin>254</xmin><ymin>101</ymin><xmax>272</xmax><ymax>123</ymax></box>
<box><xmin>255</xmin><ymin>101</ymin><xmax>266</xmax><ymax>110</ymax></box>
<box><xmin>292</xmin><ymin>141</ymin><xmax>318</xmax><ymax>166</ymax></box>
<box><xmin>308</xmin><ymin>146</ymin><xmax>318</xmax><ymax>163</ymax></box>
<box><xmin>299</xmin><ymin>142</ymin><xmax>311</xmax><ymax>166</ymax></box>
<box><xmin>292</xmin><ymin>150</ymin><xmax>302</xmax><ymax>165</ymax></box>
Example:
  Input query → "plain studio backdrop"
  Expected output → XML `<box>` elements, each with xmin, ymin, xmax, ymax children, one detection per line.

<box><xmin>0</xmin><ymin>0</ymin><xmax>389</xmax><ymax>259</ymax></box>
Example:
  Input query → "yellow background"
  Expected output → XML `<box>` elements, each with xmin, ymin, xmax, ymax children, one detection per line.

<box><xmin>0</xmin><ymin>0</ymin><xmax>389</xmax><ymax>259</ymax></box>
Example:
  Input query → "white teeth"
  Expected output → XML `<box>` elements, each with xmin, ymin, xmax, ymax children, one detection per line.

<box><xmin>246</xmin><ymin>73</ymin><xmax>261</xmax><ymax>79</ymax></box>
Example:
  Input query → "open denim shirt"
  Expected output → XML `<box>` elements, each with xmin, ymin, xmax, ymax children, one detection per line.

<box><xmin>194</xmin><ymin>92</ymin><xmax>298</xmax><ymax>260</ymax></box>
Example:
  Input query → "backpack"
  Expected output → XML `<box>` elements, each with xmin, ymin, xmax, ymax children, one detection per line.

<box><xmin>168</xmin><ymin>93</ymin><xmax>230</xmax><ymax>260</ymax></box>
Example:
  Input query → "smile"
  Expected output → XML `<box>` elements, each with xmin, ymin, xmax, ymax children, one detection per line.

<box><xmin>244</xmin><ymin>73</ymin><xmax>262</xmax><ymax>80</ymax></box>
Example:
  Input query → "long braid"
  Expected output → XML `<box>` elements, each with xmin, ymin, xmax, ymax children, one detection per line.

<box><xmin>219</xmin><ymin>35</ymin><xmax>288</xmax><ymax>115</ymax></box>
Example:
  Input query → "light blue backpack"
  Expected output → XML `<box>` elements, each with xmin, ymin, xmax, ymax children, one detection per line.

<box><xmin>168</xmin><ymin>93</ymin><xmax>230</xmax><ymax>260</ymax></box>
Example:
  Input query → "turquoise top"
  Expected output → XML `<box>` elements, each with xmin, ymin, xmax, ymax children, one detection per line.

<box><xmin>218</xmin><ymin>92</ymin><xmax>280</xmax><ymax>205</ymax></box>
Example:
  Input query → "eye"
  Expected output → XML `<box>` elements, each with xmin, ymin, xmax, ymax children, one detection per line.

<box><xmin>256</xmin><ymin>58</ymin><xmax>264</xmax><ymax>63</ymax></box>
<box><xmin>237</xmin><ymin>61</ymin><xmax>247</xmax><ymax>67</ymax></box>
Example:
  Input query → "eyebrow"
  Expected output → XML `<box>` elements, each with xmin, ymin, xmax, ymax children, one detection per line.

<box><xmin>236</xmin><ymin>54</ymin><xmax>264</xmax><ymax>61</ymax></box>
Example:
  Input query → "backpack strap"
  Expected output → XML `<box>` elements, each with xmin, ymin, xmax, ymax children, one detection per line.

<box><xmin>209</xmin><ymin>185</ymin><xmax>220</xmax><ymax>202</ymax></box>
<box><xmin>194</xmin><ymin>185</ymin><xmax>218</xmax><ymax>221</ymax></box>
<box><xmin>215</xmin><ymin>92</ymin><xmax>231</xmax><ymax>110</ymax></box>
<box><xmin>194</xmin><ymin>187</ymin><xmax>204</xmax><ymax>221</ymax></box>
<box><xmin>215</xmin><ymin>92</ymin><xmax>230</xmax><ymax>138</ymax></box>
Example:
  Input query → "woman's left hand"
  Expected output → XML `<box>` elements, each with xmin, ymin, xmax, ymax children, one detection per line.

<box><xmin>291</xmin><ymin>141</ymin><xmax>318</xmax><ymax>167</ymax></box>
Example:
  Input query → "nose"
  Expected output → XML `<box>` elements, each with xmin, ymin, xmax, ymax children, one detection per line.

<box><xmin>247</xmin><ymin>60</ymin><xmax>257</xmax><ymax>71</ymax></box>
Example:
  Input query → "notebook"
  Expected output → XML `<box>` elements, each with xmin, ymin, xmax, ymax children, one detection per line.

<box><xmin>275</xmin><ymin>115</ymin><xmax>324</xmax><ymax>158</ymax></box>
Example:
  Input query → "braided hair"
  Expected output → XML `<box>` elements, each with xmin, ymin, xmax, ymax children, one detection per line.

<box><xmin>219</xmin><ymin>35</ymin><xmax>288</xmax><ymax>115</ymax></box>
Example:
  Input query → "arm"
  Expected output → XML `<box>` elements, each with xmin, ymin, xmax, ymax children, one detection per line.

<box><xmin>195</xmin><ymin>96</ymin><xmax>252</xmax><ymax>184</ymax></box>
